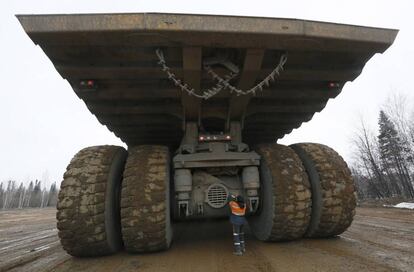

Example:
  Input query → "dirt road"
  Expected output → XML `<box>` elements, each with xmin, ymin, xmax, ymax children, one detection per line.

<box><xmin>0</xmin><ymin>207</ymin><xmax>413</xmax><ymax>272</ymax></box>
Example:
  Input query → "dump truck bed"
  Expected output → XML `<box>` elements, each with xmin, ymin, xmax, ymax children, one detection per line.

<box><xmin>18</xmin><ymin>13</ymin><xmax>398</xmax><ymax>146</ymax></box>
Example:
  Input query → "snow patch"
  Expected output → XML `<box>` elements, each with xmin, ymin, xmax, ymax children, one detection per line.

<box><xmin>393</xmin><ymin>202</ymin><xmax>414</xmax><ymax>209</ymax></box>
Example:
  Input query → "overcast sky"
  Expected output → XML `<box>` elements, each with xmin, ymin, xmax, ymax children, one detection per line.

<box><xmin>0</xmin><ymin>0</ymin><xmax>412</xmax><ymax>187</ymax></box>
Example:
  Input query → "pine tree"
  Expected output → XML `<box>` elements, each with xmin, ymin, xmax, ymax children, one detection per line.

<box><xmin>47</xmin><ymin>182</ymin><xmax>58</xmax><ymax>207</ymax></box>
<box><xmin>30</xmin><ymin>180</ymin><xmax>42</xmax><ymax>207</ymax></box>
<box><xmin>378</xmin><ymin>110</ymin><xmax>414</xmax><ymax>198</ymax></box>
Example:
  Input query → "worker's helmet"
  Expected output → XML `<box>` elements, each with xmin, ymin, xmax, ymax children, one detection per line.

<box><xmin>228</xmin><ymin>194</ymin><xmax>237</xmax><ymax>202</ymax></box>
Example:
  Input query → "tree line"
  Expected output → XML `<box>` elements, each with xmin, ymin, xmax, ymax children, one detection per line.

<box><xmin>0</xmin><ymin>180</ymin><xmax>58</xmax><ymax>210</ymax></box>
<box><xmin>351</xmin><ymin>94</ymin><xmax>414</xmax><ymax>200</ymax></box>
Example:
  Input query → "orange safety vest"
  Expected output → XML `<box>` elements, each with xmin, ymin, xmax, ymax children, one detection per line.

<box><xmin>229</xmin><ymin>201</ymin><xmax>246</xmax><ymax>216</ymax></box>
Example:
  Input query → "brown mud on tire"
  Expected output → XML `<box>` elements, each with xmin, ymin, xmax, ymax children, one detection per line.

<box><xmin>249</xmin><ymin>143</ymin><xmax>312</xmax><ymax>241</ymax></box>
<box><xmin>120</xmin><ymin>145</ymin><xmax>173</xmax><ymax>253</ymax></box>
<box><xmin>57</xmin><ymin>145</ymin><xmax>127</xmax><ymax>257</ymax></box>
<box><xmin>291</xmin><ymin>143</ymin><xmax>356</xmax><ymax>238</ymax></box>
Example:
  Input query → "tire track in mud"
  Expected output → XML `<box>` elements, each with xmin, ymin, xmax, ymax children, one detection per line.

<box><xmin>0</xmin><ymin>208</ymin><xmax>60</xmax><ymax>272</ymax></box>
<box><xmin>343</xmin><ymin>226</ymin><xmax>414</xmax><ymax>253</ymax></box>
<box><xmin>353</xmin><ymin>215</ymin><xmax>414</xmax><ymax>231</ymax></box>
<box><xmin>0</xmin><ymin>229</ymin><xmax>57</xmax><ymax>253</ymax></box>
<box><xmin>1</xmin><ymin>206</ymin><xmax>414</xmax><ymax>272</ymax></box>
<box><xmin>0</xmin><ymin>241</ymin><xmax>61</xmax><ymax>272</ymax></box>
<box><xmin>299</xmin><ymin>238</ymin><xmax>395</xmax><ymax>272</ymax></box>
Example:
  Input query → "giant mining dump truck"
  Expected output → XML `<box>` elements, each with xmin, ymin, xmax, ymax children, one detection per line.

<box><xmin>18</xmin><ymin>13</ymin><xmax>397</xmax><ymax>256</ymax></box>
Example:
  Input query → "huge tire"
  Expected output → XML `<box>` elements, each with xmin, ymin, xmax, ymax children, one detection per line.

<box><xmin>290</xmin><ymin>143</ymin><xmax>356</xmax><ymax>238</ymax></box>
<box><xmin>120</xmin><ymin>145</ymin><xmax>173</xmax><ymax>253</ymax></box>
<box><xmin>248</xmin><ymin>144</ymin><xmax>312</xmax><ymax>241</ymax></box>
<box><xmin>56</xmin><ymin>145</ymin><xmax>127</xmax><ymax>257</ymax></box>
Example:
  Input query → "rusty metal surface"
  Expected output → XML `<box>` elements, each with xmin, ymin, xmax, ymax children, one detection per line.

<box><xmin>17</xmin><ymin>13</ymin><xmax>398</xmax><ymax>146</ymax></box>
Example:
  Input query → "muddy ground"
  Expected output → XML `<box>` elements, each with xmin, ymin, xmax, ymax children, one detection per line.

<box><xmin>0</xmin><ymin>207</ymin><xmax>413</xmax><ymax>272</ymax></box>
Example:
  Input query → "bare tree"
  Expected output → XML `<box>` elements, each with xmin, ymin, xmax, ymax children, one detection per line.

<box><xmin>383</xmin><ymin>93</ymin><xmax>414</xmax><ymax>164</ymax></box>
<box><xmin>14</xmin><ymin>183</ymin><xmax>25</xmax><ymax>209</ymax></box>
<box><xmin>18</xmin><ymin>183</ymin><xmax>25</xmax><ymax>209</ymax></box>
<box><xmin>0</xmin><ymin>180</ymin><xmax>59</xmax><ymax>210</ymax></box>
<box><xmin>24</xmin><ymin>181</ymin><xmax>34</xmax><ymax>207</ymax></box>
<box><xmin>351</xmin><ymin>94</ymin><xmax>414</xmax><ymax>200</ymax></box>
<box><xmin>351</xmin><ymin>118</ymin><xmax>389</xmax><ymax>198</ymax></box>
<box><xmin>378</xmin><ymin>110</ymin><xmax>414</xmax><ymax>197</ymax></box>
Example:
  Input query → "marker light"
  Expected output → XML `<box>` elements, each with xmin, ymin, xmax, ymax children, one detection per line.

<box><xmin>79</xmin><ymin>79</ymin><xmax>97</xmax><ymax>90</ymax></box>
<box><xmin>328</xmin><ymin>82</ymin><xmax>340</xmax><ymax>88</ymax></box>
<box><xmin>198</xmin><ymin>134</ymin><xmax>231</xmax><ymax>142</ymax></box>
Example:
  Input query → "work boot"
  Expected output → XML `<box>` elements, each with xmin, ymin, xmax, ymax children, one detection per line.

<box><xmin>233</xmin><ymin>245</ymin><xmax>243</xmax><ymax>256</ymax></box>
<box><xmin>240</xmin><ymin>233</ymin><xmax>245</xmax><ymax>253</ymax></box>
<box><xmin>240</xmin><ymin>242</ymin><xmax>245</xmax><ymax>253</ymax></box>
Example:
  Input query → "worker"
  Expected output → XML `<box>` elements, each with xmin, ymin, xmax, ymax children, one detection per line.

<box><xmin>228</xmin><ymin>194</ymin><xmax>247</xmax><ymax>256</ymax></box>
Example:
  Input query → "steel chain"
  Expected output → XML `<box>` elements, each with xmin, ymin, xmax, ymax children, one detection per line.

<box><xmin>155</xmin><ymin>49</ymin><xmax>287</xmax><ymax>99</ymax></box>
<box><xmin>206</xmin><ymin>54</ymin><xmax>287</xmax><ymax>96</ymax></box>
<box><xmin>156</xmin><ymin>49</ymin><xmax>236</xmax><ymax>99</ymax></box>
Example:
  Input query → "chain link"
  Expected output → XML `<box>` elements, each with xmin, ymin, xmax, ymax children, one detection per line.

<box><xmin>155</xmin><ymin>48</ymin><xmax>287</xmax><ymax>99</ymax></box>
<box><xmin>205</xmin><ymin>54</ymin><xmax>287</xmax><ymax>96</ymax></box>
<box><xmin>156</xmin><ymin>49</ymin><xmax>237</xmax><ymax>99</ymax></box>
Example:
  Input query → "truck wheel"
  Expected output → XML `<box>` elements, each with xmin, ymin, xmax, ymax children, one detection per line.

<box><xmin>120</xmin><ymin>145</ymin><xmax>173</xmax><ymax>253</ymax></box>
<box><xmin>248</xmin><ymin>144</ymin><xmax>312</xmax><ymax>241</ymax></box>
<box><xmin>56</xmin><ymin>145</ymin><xmax>127</xmax><ymax>257</ymax></box>
<box><xmin>290</xmin><ymin>143</ymin><xmax>356</xmax><ymax>238</ymax></box>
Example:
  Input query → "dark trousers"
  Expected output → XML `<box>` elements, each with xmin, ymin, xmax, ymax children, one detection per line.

<box><xmin>232</xmin><ymin>224</ymin><xmax>245</xmax><ymax>251</ymax></box>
